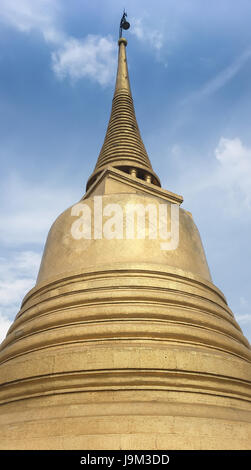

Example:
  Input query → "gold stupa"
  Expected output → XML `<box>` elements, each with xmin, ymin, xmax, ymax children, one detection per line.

<box><xmin>0</xmin><ymin>30</ymin><xmax>250</xmax><ymax>450</ymax></box>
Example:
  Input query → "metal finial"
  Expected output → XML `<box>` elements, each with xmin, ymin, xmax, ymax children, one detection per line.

<box><xmin>119</xmin><ymin>10</ymin><xmax>130</xmax><ymax>39</ymax></box>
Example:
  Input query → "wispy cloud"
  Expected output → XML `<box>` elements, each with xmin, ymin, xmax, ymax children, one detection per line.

<box><xmin>182</xmin><ymin>47</ymin><xmax>251</xmax><ymax>105</ymax></box>
<box><xmin>130</xmin><ymin>17</ymin><xmax>163</xmax><ymax>51</ymax></box>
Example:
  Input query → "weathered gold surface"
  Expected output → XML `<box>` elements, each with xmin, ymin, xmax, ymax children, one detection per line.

<box><xmin>0</xmin><ymin>36</ymin><xmax>250</xmax><ymax>450</ymax></box>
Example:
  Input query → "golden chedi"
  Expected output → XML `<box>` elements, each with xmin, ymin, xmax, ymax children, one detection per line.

<box><xmin>0</xmin><ymin>31</ymin><xmax>251</xmax><ymax>450</ymax></box>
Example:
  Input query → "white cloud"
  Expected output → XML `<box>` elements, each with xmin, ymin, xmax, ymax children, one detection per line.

<box><xmin>52</xmin><ymin>35</ymin><xmax>116</xmax><ymax>86</ymax></box>
<box><xmin>0</xmin><ymin>0</ymin><xmax>116</xmax><ymax>86</ymax></box>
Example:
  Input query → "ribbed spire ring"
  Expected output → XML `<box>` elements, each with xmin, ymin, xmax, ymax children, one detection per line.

<box><xmin>86</xmin><ymin>38</ymin><xmax>161</xmax><ymax>190</ymax></box>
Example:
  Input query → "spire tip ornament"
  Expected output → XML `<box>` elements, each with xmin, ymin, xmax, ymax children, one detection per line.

<box><xmin>119</xmin><ymin>10</ymin><xmax>130</xmax><ymax>39</ymax></box>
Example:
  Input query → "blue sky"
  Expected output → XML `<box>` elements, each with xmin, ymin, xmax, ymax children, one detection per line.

<box><xmin>0</xmin><ymin>0</ymin><xmax>251</xmax><ymax>344</ymax></box>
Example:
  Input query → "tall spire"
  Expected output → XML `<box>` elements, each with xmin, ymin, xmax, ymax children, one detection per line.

<box><xmin>86</xmin><ymin>31</ymin><xmax>161</xmax><ymax>190</ymax></box>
